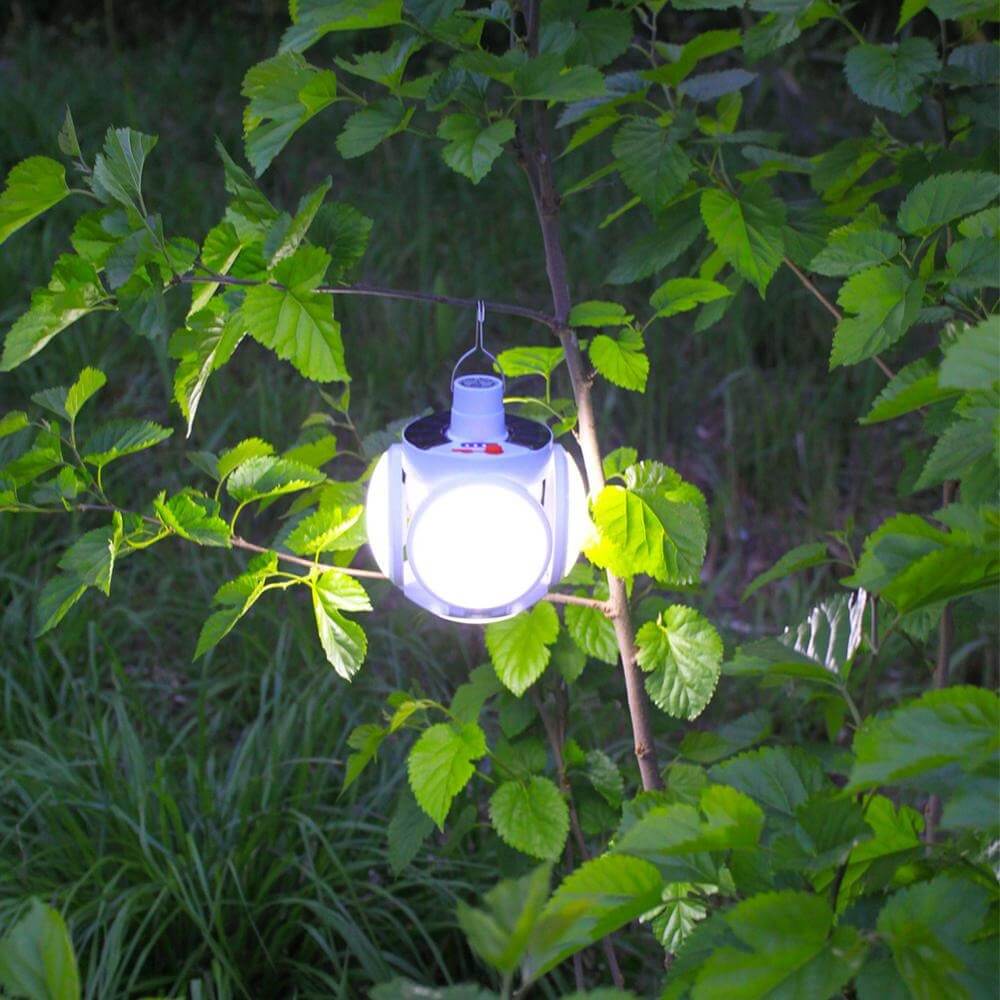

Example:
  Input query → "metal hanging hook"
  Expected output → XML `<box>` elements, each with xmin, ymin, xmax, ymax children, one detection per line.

<box><xmin>451</xmin><ymin>299</ymin><xmax>503</xmax><ymax>389</ymax></box>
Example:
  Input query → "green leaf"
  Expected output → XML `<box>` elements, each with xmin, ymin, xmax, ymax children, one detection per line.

<box><xmin>679</xmin><ymin>709</ymin><xmax>771</xmax><ymax>765</ymax></box>
<box><xmin>585</xmin><ymin>749</ymin><xmax>624</xmax><ymax>807</ymax></box>
<box><xmin>281</xmin><ymin>0</ymin><xmax>404</xmax><ymax>53</ymax></box>
<box><xmin>613</xmin><ymin>119</ymin><xmax>694</xmax><ymax>214</ymax></box>
<box><xmin>0</xmin><ymin>411</ymin><xmax>28</xmax><ymax>439</ymax></box>
<box><xmin>589</xmin><ymin>328</ymin><xmax>649</xmax><ymax>392</ymax></box>
<box><xmin>692</xmin><ymin>892</ymin><xmax>866</xmax><ymax>999</ymax></box>
<box><xmin>58</xmin><ymin>106</ymin><xmax>82</xmax><ymax>158</ymax></box>
<box><xmin>35</xmin><ymin>574</ymin><xmax>88</xmax><ymax>636</ymax></box>
<box><xmin>496</xmin><ymin>346</ymin><xmax>564</xmax><ymax>379</ymax></box>
<box><xmin>456</xmin><ymin>864</ymin><xmax>551</xmax><ymax>976</ymax></box>
<box><xmin>606</xmin><ymin>198</ymin><xmax>704</xmax><ymax>285</ymax></box>
<box><xmin>407</xmin><ymin>721</ymin><xmax>487</xmax><ymax>828</ymax></box>
<box><xmin>710</xmin><ymin>746</ymin><xmax>825</xmax><ymax>819</ymax></box>
<box><xmin>195</xmin><ymin>553</ymin><xmax>276</xmax><ymax>657</ymax></box>
<box><xmin>264</xmin><ymin>177</ymin><xmax>332</xmax><ymax>266</ymax></box>
<box><xmin>914</xmin><ymin>403</ymin><xmax>996</xmax><ymax>491</ymax></box>
<box><xmin>897</xmin><ymin>0</ymin><xmax>931</xmax><ymax>29</ymax></box>
<box><xmin>830</xmin><ymin>265</ymin><xmax>924</xmax><ymax>368</ymax></box>
<box><xmin>64</xmin><ymin>367</ymin><xmax>106</xmax><ymax>422</ymax></box>
<box><xmin>844</xmin><ymin>39</ymin><xmax>939</xmax><ymax>115</ymax></box>
<box><xmin>91</xmin><ymin>127</ymin><xmax>157</xmax><ymax>213</ymax></box>
<box><xmin>227</xmin><ymin>455</ymin><xmax>325</xmax><ymax>504</ymax></box>
<box><xmin>312</xmin><ymin>579</ymin><xmax>368</xmax><ymax>679</ymax></box>
<box><xmin>569</xmin><ymin>301</ymin><xmax>633</xmax><ymax>327</ymax></box>
<box><xmin>242</xmin><ymin>53</ymin><xmax>338</xmax><ymax>175</ymax></box>
<box><xmin>845</xmin><ymin>512</ymin><xmax>998</xmax><ymax>613</ymax></box>
<box><xmin>741</xmin><ymin>541</ymin><xmax>830</xmax><ymax>600</ymax></box>
<box><xmin>153</xmin><ymin>491</ymin><xmax>231</xmax><ymax>547</ymax></box>
<box><xmin>650</xmin><ymin>278</ymin><xmax>732</xmax><ymax>318</ymax></box>
<box><xmin>848</xmin><ymin>686</ymin><xmax>999</xmax><ymax>792</ymax></box>
<box><xmin>1</xmin><ymin>255</ymin><xmax>109</xmax><ymax>371</ymax></box>
<box><xmin>0</xmin><ymin>157</ymin><xmax>71</xmax><ymax>247</ymax></box>
<box><xmin>647</xmin><ymin>29</ymin><xmax>741</xmax><ymax>86</ymax></box>
<box><xmin>860</xmin><ymin>359</ymin><xmax>959</xmax><ymax>424</ymax></box>
<box><xmin>726</xmin><ymin>592</ymin><xmax>867</xmax><ymax>687</ymax></box>
<box><xmin>82</xmin><ymin>420</ymin><xmax>173</xmax><ymax>469</ymax></box>
<box><xmin>586</xmin><ymin>461</ymin><xmax>708</xmax><ymax>586</ymax></box>
<box><xmin>485</xmin><ymin>602</ymin><xmax>559</xmax><ymax>696</ymax></box>
<box><xmin>678</xmin><ymin>68</ymin><xmax>757</xmax><ymax>103</ymax></box>
<box><xmin>877</xmin><ymin>876</ymin><xmax>993</xmax><ymax>1000</ymax></box>
<box><xmin>525</xmin><ymin>855</ymin><xmax>664</xmax><ymax>981</ymax></box>
<box><xmin>636</xmin><ymin>605</ymin><xmax>723</xmax><ymax>720</ymax></box>
<box><xmin>896</xmin><ymin>171</ymin><xmax>999</xmax><ymax>236</ymax></box>
<box><xmin>437</xmin><ymin>115</ymin><xmax>515</xmax><ymax>185</ymax></box>
<box><xmin>286</xmin><ymin>505</ymin><xmax>364</xmax><ymax>555</ymax></box>
<box><xmin>387</xmin><ymin>785</ymin><xmax>435</xmax><ymax>873</ymax></box>
<box><xmin>336</xmin><ymin>99</ymin><xmax>411</xmax><ymax>159</ymax></box>
<box><xmin>342</xmin><ymin>723</ymin><xmax>385</xmax><ymax>791</ymax></box>
<box><xmin>58</xmin><ymin>520</ymin><xmax>122</xmax><ymax>597</ymax></box>
<box><xmin>700</xmin><ymin>184</ymin><xmax>785</xmax><ymax>297</ymax></box>
<box><xmin>940</xmin><ymin>317</ymin><xmax>999</xmax><ymax>390</ymax></box>
<box><xmin>313</xmin><ymin>568</ymin><xmax>372</xmax><ymax>613</ymax></box>
<box><xmin>490</xmin><ymin>776</ymin><xmax>569</xmax><ymax>861</ymax></box>
<box><xmin>217</xmin><ymin>438</ymin><xmax>275</xmax><ymax>481</ymax></box>
<box><xmin>0</xmin><ymin>899</ymin><xmax>80</xmax><ymax>1000</ymax></box>
<box><xmin>564</xmin><ymin>595</ymin><xmax>618</xmax><ymax>665</ymax></box>
<box><xmin>242</xmin><ymin>246</ymin><xmax>348</xmax><ymax>382</ymax></box>
<box><xmin>565</xmin><ymin>8</ymin><xmax>633</xmax><ymax>67</ymax></box>
<box><xmin>809</xmin><ymin>230</ymin><xmax>901</xmax><ymax>277</ymax></box>
<box><xmin>311</xmin><ymin>202</ymin><xmax>373</xmax><ymax>279</ymax></box>
<box><xmin>513</xmin><ymin>57</ymin><xmax>606</xmax><ymax>102</ymax></box>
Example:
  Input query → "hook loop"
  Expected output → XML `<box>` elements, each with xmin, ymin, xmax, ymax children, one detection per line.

<box><xmin>451</xmin><ymin>299</ymin><xmax>503</xmax><ymax>389</ymax></box>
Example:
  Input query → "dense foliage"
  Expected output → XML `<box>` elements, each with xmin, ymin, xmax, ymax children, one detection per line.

<box><xmin>0</xmin><ymin>0</ymin><xmax>997</xmax><ymax>997</ymax></box>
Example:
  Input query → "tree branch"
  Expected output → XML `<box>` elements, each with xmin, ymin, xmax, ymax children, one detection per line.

<box><xmin>176</xmin><ymin>272</ymin><xmax>557</xmax><ymax>330</ymax></box>
<box><xmin>519</xmin><ymin>0</ymin><xmax>663</xmax><ymax>792</ymax></box>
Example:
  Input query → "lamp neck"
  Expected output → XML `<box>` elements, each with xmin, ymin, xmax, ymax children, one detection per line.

<box><xmin>447</xmin><ymin>374</ymin><xmax>508</xmax><ymax>442</ymax></box>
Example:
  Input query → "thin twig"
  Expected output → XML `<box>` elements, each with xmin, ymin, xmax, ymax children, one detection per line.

<box><xmin>175</xmin><ymin>272</ymin><xmax>557</xmax><ymax>329</ymax></box>
<box><xmin>784</xmin><ymin>257</ymin><xmax>896</xmax><ymax>380</ymax></box>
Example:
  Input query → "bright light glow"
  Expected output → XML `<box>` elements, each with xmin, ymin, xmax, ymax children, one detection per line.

<box><xmin>408</xmin><ymin>479</ymin><xmax>551</xmax><ymax>611</ymax></box>
<box><xmin>365</xmin><ymin>451</ymin><xmax>393</xmax><ymax>577</ymax></box>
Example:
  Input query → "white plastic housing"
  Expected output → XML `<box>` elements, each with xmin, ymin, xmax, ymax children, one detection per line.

<box><xmin>365</xmin><ymin>378</ymin><xmax>590</xmax><ymax>622</ymax></box>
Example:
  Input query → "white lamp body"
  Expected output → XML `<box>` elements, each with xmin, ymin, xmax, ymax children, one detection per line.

<box><xmin>366</xmin><ymin>374</ymin><xmax>589</xmax><ymax>623</ymax></box>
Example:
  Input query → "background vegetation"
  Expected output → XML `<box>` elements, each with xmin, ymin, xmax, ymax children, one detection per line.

<box><xmin>0</xmin><ymin>0</ymin><xmax>996</xmax><ymax>997</ymax></box>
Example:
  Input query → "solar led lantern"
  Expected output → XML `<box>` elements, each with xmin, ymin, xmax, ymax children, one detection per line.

<box><xmin>366</xmin><ymin>304</ymin><xmax>590</xmax><ymax>624</ymax></box>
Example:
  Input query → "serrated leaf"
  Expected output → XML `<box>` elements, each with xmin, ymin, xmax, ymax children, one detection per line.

<box><xmin>490</xmin><ymin>776</ymin><xmax>569</xmax><ymax>861</ymax></box>
<box><xmin>525</xmin><ymin>855</ymin><xmax>664</xmax><ymax>981</ymax></box>
<box><xmin>312</xmin><ymin>580</ymin><xmax>367</xmax><ymax>679</ymax></box>
<box><xmin>437</xmin><ymin>115</ymin><xmax>515</xmax><ymax>185</ymax></box>
<box><xmin>342</xmin><ymin>722</ymin><xmax>385</xmax><ymax>791</ymax></box>
<box><xmin>58</xmin><ymin>106</ymin><xmax>82</xmax><ymax>158</ymax></box>
<box><xmin>586</xmin><ymin>461</ymin><xmax>708</xmax><ymax>586</ymax></box>
<box><xmin>153</xmin><ymin>491</ymin><xmax>231</xmax><ymax>547</ymax></box>
<box><xmin>692</xmin><ymin>892</ymin><xmax>866</xmax><ymax>999</ymax></box>
<box><xmin>0</xmin><ymin>157</ymin><xmax>71</xmax><ymax>247</ymax></box>
<box><xmin>286</xmin><ymin>505</ymin><xmax>364</xmax><ymax>554</ymax></box>
<box><xmin>217</xmin><ymin>437</ymin><xmax>275</xmax><ymax>481</ymax></box>
<box><xmin>650</xmin><ymin>278</ymin><xmax>732</xmax><ymax>318</ymax></box>
<box><xmin>678</xmin><ymin>68</ymin><xmax>756</xmax><ymax>102</ymax></box>
<box><xmin>564</xmin><ymin>592</ymin><xmax>618</xmax><ymax>664</ymax></box>
<box><xmin>336</xmin><ymin>99</ymin><xmax>411</xmax><ymax>159</ymax></box>
<box><xmin>64</xmin><ymin>367</ymin><xmax>106</xmax><ymax>421</ymax></box>
<box><xmin>242</xmin><ymin>53</ymin><xmax>338</xmax><ymax>175</ymax></box>
<box><xmin>809</xmin><ymin>230</ymin><xmax>901</xmax><ymax>277</ymax></box>
<box><xmin>589</xmin><ymin>329</ymin><xmax>649</xmax><ymax>392</ymax></box>
<box><xmin>613</xmin><ymin>119</ymin><xmax>694</xmax><ymax>214</ymax></box>
<box><xmin>700</xmin><ymin>184</ymin><xmax>785</xmax><ymax>297</ymax></box>
<box><xmin>264</xmin><ymin>177</ymin><xmax>332</xmax><ymax>266</ymax></box>
<box><xmin>636</xmin><ymin>605</ymin><xmax>723</xmax><ymax>720</ymax></box>
<box><xmin>606</xmin><ymin>198</ymin><xmax>705</xmax><ymax>285</ymax></box>
<box><xmin>647</xmin><ymin>29</ymin><xmax>742</xmax><ymax>86</ymax></box>
<box><xmin>830</xmin><ymin>265</ymin><xmax>924</xmax><ymax>368</ymax></box>
<box><xmin>896</xmin><ymin>171</ymin><xmax>999</xmax><ymax>236</ymax></box>
<box><xmin>860</xmin><ymin>359</ymin><xmax>959</xmax><ymax>424</ymax></box>
<box><xmin>387</xmin><ymin>784</ymin><xmax>435</xmax><ymax>874</ymax></box>
<box><xmin>496</xmin><ymin>346</ymin><xmax>564</xmax><ymax>379</ymax></box>
<box><xmin>227</xmin><ymin>455</ymin><xmax>325</xmax><ymax>504</ymax></box>
<box><xmin>569</xmin><ymin>301</ymin><xmax>633</xmax><ymax>327</ymax></box>
<box><xmin>91</xmin><ymin>127</ymin><xmax>157</xmax><ymax>213</ymax></box>
<box><xmin>1</xmin><ymin>255</ymin><xmax>109</xmax><ymax>371</ymax></box>
<box><xmin>710</xmin><ymin>746</ymin><xmax>825</xmax><ymax>818</ymax></box>
<box><xmin>82</xmin><ymin>420</ymin><xmax>173</xmax><ymax>468</ymax></box>
<box><xmin>485</xmin><ymin>602</ymin><xmax>559</xmax><ymax>696</ymax></box>
<box><xmin>848</xmin><ymin>686</ymin><xmax>999</xmax><ymax>792</ymax></box>
<box><xmin>310</xmin><ymin>201</ymin><xmax>373</xmax><ymax>278</ymax></box>
<box><xmin>35</xmin><ymin>573</ymin><xmax>89</xmax><ymax>636</ymax></box>
<box><xmin>844</xmin><ymin>39</ymin><xmax>939</xmax><ymax>115</ymax></box>
<box><xmin>456</xmin><ymin>864</ymin><xmax>551</xmax><ymax>976</ymax></box>
<box><xmin>407</xmin><ymin>721</ymin><xmax>487</xmax><ymax>828</ymax></box>
<box><xmin>241</xmin><ymin>246</ymin><xmax>348</xmax><ymax>382</ymax></box>
<box><xmin>940</xmin><ymin>317</ymin><xmax>999</xmax><ymax>390</ymax></box>
<box><xmin>281</xmin><ymin>0</ymin><xmax>404</xmax><ymax>53</ymax></box>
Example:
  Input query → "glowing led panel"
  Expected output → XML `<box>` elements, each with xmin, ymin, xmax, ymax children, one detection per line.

<box><xmin>366</xmin><ymin>373</ymin><xmax>589</xmax><ymax>623</ymax></box>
